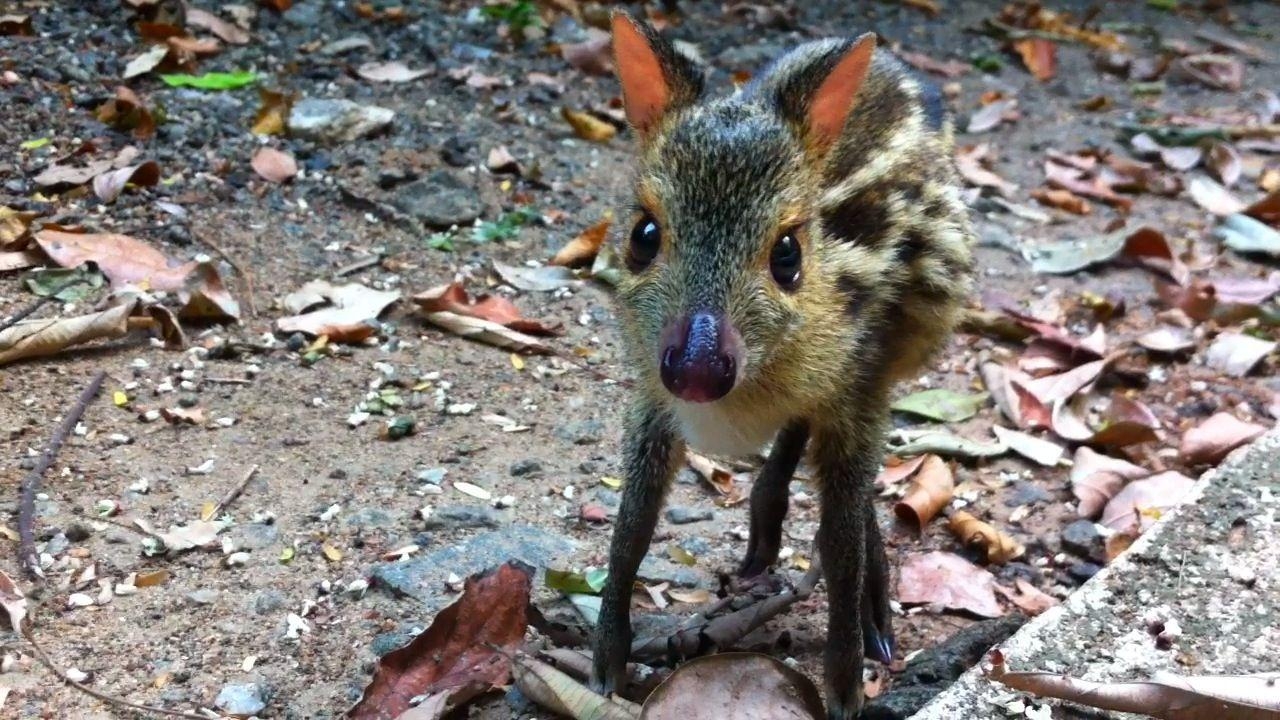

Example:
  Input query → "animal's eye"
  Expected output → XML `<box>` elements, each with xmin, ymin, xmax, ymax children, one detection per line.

<box><xmin>770</xmin><ymin>232</ymin><xmax>802</xmax><ymax>288</ymax></box>
<box><xmin>628</xmin><ymin>215</ymin><xmax>661</xmax><ymax>271</ymax></box>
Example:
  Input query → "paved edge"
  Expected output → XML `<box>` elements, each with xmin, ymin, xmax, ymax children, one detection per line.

<box><xmin>909</xmin><ymin>427</ymin><xmax>1280</xmax><ymax>719</ymax></box>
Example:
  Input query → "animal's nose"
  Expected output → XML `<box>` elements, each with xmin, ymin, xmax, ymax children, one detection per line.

<box><xmin>659</xmin><ymin>312</ymin><xmax>742</xmax><ymax>403</ymax></box>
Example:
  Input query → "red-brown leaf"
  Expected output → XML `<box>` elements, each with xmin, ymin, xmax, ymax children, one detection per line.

<box><xmin>1100</xmin><ymin>471</ymin><xmax>1196</xmax><ymax>534</ymax></box>
<box><xmin>251</xmin><ymin>147</ymin><xmax>297</xmax><ymax>183</ymax></box>
<box><xmin>897</xmin><ymin>551</ymin><xmax>1003</xmax><ymax>618</ymax></box>
<box><xmin>1013</xmin><ymin>38</ymin><xmax>1056</xmax><ymax>81</ymax></box>
<box><xmin>348</xmin><ymin>562</ymin><xmax>533</xmax><ymax>719</ymax></box>
<box><xmin>34</xmin><ymin>229</ymin><xmax>194</xmax><ymax>291</ymax></box>
<box><xmin>412</xmin><ymin>283</ymin><xmax>562</xmax><ymax>336</ymax></box>
<box><xmin>1179</xmin><ymin>412</ymin><xmax>1267</xmax><ymax>465</ymax></box>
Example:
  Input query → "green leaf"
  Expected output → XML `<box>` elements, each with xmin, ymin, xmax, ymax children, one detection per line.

<box><xmin>1215</xmin><ymin>214</ymin><xmax>1280</xmax><ymax>258</ymax></box>
<box><xmin>1146</xmin><ymin>0</ymin><xmax>1176</xmax><ymax>9</ymax></box>
<box><xmin>891</xmin><ymin>389</ymin><xmax>989</xmax><ymax>423</ymax></box>
<box><xmin>668</xmin><ymin>545</ymin><xmax>697</xmax><ymax>566</ymax></box>
<box><xmin>546</xmin><ymin>569</ymin><xmax>596</xmax><ymax>595</ymax></box>
<box><xmin>584</xmin><ymin>568</ymin><xmax>608</xmax><ymax>592</ymax></box>
<box><xmin>972</xmin><ymin>54</ymin><xmax>1003</xmax><ymax>72</ymax></box>
<box><xmin>23</xmin><ymin>266</ymin><xmax>104</xmax><ymax>302</ymax></box>
<box><xmin>470</xmin><ymin>206</ymin><xmax>539</xmax><ymax>243</ymax></box>
<box><xmin>889</xmin><ymin>429</ymin><xmax>1008</xmax><ymax>459</ymax></box>
<box><xmin>20</xmin><ymin>137</ymin><xmax>50</xmax><ymax>150</ymax></box>
<box><xmin>160</xmin><ymin>71</ymin><xmax>257</xmax><ymax>90</ymax></box>
<box><xmin>426</xmin><ymin>232</ymin><xmax>454</xmax><ymax>252</ymax></box>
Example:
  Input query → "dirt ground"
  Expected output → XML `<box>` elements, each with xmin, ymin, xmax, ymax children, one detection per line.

<box><xmin>1</xmin><ymin>1</ymin><xmax>1278</xmax><ymax>718</ymax></box>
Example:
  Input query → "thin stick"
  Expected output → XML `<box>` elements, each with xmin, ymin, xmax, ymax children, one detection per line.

<box><xmin>19</xmin><ymin>370</ymin><xmax>106</xmax><ymax>580</ymax></box>
<box><xmin>212</xmin><ymin>464</ymin><xmax>260</xmax><ymax>517</ymax></box>
<box><xmin>191</xmin><ymin>227</ymin><xmax>258</xmax><ymax>318</ymax></box>
<box><xmin>334</xmin><ymin>255</ymin><xmax>382</xmax><ymax>277</ymax></box>
<box><xmin>203</xmin><ymin>376</ymin><xmax>252</xmax><ymax>385</ymax></box>
<box><xmin>23</xmin><ymin>629</ymin><xmax>210</xmax><ymax>720</ymax></box>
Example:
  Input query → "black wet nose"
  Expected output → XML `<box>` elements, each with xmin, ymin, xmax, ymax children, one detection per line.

<box><xmin>659</xmin><ymin>312</ymin><xmax>739</xmax><ymax>403</ymax></box>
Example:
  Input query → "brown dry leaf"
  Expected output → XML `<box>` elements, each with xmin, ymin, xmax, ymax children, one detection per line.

<box><xmin>666</xmin><ymin>588</ymin><xmax>712</xmax><ymax>604</ymax></box>
<box><xmin>1021</xmin><ymin>358</ymin><xmax>1108</xmax><ymax>405</ymax></box>
<box><xmin>1013</xmin><ymin>38</ymin><xmax>1056</xmax><ymax>81</ymax></box>
<box><xmin>251</xmin><ymin>88</ymin><xmax>293</xmax><ymax>135</ymax></box>
<box><xmin>147</xmin><ymin>519</ymin><xmax>224</xmax><ymax>553</ymax></box>
<box><xmin>1188</xmin><ymin>177</ymin><xmax>1245</xmax><ymax>216</ymax></box>
<box><xmin>874</xmin><ymin>454</ymin><xmax>927</xmax><ymax>488</ymax></box>
<box><xmin>980</xmin><ymin>362</ymin><xmax>1051</xmax><ymax>430</ymax></box>
<box><xmin>34</xmin><ymin>158</ymin><xmax>114</xmax><ymax>189</ymax></box>
<box><xmin>1052</xmin><ymin>393</ymin><xmax>1160</xmax><ymax>449</ymax></box>
<box><xmin>897</xmin><ymin>551</ymin><xmax>1003</xmax><ymax>618</ymax></box>
<box><xmin>161</xmin><ymin>406</ymin><xmax>206</xmax><ymax>425</ymax></box>
<box><xmin>685</xmin><ymin>450</ymin><xmax>742</xmax><ymax>502</ymax></box>
<box><xmin>486</xmin><ymin>146</ymin><xmax>521</xmax><ymax>175</ymax></box>
<box><xmin>123</xmin><ymin>44</ymin><xmax>169</xmax><ymax>79</ymax></box>
<box><xmin>1174</xmin><ymin>53</ymin><xmax>1244</xmax><ymax>91</ymax></box>
<box><xmin>185</xmin><ymin>7</ymin><xmax>250</xmax><ymax>44</ymax></box>
<box><xmin>167</xmin><ymin>35</ymin><xmax>222</xmax><ymax>59</ymax></box>
<box><xmin>561</xmin><ymin>29</ymin><xmax>612</xmax><ymax>76</ymax></box>
<box><xmin>1070</xmin><ymin>443</ymin><xmax>1152</xmax><ymax>515</ymax></box>
<box><xmin>348</xmin><ymin>562</ymin><xmax>533</xmax><ymax>720</ymax></box>
<box><xmin>260</xmin><ymin>0</ymin><xmax>293</xmax><ymax>11</ymax></box>
<box><xmin>419</xmin><ymin>311</ymin><xmax>553</xmax><ymax>355</ymax></box>
<box><xmin>0</xmin><ymin>250</ymin><xmax>42</xmax><ymax>272</ymax></box>
<box><xmin>356</xmin><ymin>61</ymin><xmax>431</xmax><ymax>83</ymax></box>
<box><xmin>0</xmin><ymin>301</ymin><xmax>135</xmax><ymax>366</ymax></box>
<box><xmin>1179</xmin><ymin>412</ymin><xmax>1267</xmax><ymax>466</ymax></box>
<box><xmin>561</xmin><ymin>107</ymin><xmax>616</xmax><ymax>143</ymax></box>
<box><xmin>948</xmin><ymin>511</ymin><xmax>1024</xmax><ymax>564</ymax></box>
<box><xmin>276</xmin><ymin>280</ymin><xmax>400</xmax><ymax>342</ymax></box>
<box><xmin>956</xmin><ymin>145</ymin><xmax>1017</xmax><ymax>197</ymax></box>
<box><xmin>551</xmin><ymin>219</ymin><xmax>611</xmax><ymax>268</ymax></box>
<box><xmin>0</xmin><ymin>14</ymin><xmax>34</xmax><ymax>36</ymax></box>
<box><xmin>133</xmin><ymin>569</ymin><xmax>169</xmax><ymax>588</ymax></box>
<box><xmin>991</xmin><ymin>426</ymin><xmax>1063</xmax><ymax>467</ymax></box>
<box><xmin>1030</xmin><ymin>188</ymin><xmax>1090</xmax><ymax>215</ymax></box>
<box><xmin>987</xmin><ymin>651</ymin><xmax>1280</xmax><ymax>718</ymax></box>
<box><xmin>95</xmin><ymin>86</ymin><xmax>157</xmax><ymax>140</ymax></box>
<box><xmin>1205</xmin><ymin>142</ymin><xmax>1242</xmax><ymax>188</ymax></box>
<box><xmin>510</xmin><ymin>654</ymin><xmax>637</xmax><ymax>720</ymax></box>
<box><xmin>1205</xmin><ymin>332</ymin><xmax>1275</xmax><ymax>377</ymax></box>
<box><xmin>893</xmin><ymin>455</ymin><xmax>953</xmax><ymax>530</ymax></box>
<box><xmin>251</xmin><ymin>147</ymin><xmax>297</xmax><ymax>183</ymax></box>
<box><xmin>1043</xmin><ymin>158</ymin><xmax>1133</xmax><ymax>211</ymax></box>
<box><xmin>35</xmin><ymin>229</ymin><xmax>195</xmax><ymax>291</ymax></box>
<box><xmin>994</xmin><ymin>579</ymin><xmax>1058</xmax><ymax>617</ymax></box>
<box><xmin>412</xmin><ymin>283</ymin><xmax>560</xmax><ymax>336</ymax></box>
<box><xmin>0</xmin><ymin>206</ymin><xmax>38</xmax><ymax>250</ymax></box>
<box><xmin>899</xmin><ymin>51</ymin><xmax>969</xmax><ymax>78</ymax></box>
<box><xmin>178</xmin><ymin>262</ymin><xmax>240</xmax><ymax>323</ymax></box>
<box><xmin>900</xmin><ymin>0</ymin><xmax>939</xmax><ymax>15</ymax></box>
<box><xmin>1136</xmin><ymin>326</ymin><xmax>1195</xmax><ymax>354</ymax></box>
<box><xmin>967</xmin><ymin>99</ymin><xmax>1017</xmax><ymax>134</ymax></box>
<box><xmin>0</xmin><ymin>570</ymin><xmax>29</xmax><ymax>632</ymax></box>
<box><xmin>1246</xmin><ymin>190</ymin><xmax>1280</xmax><ymax>226</ymax></box>
<box><xmin>1100</xmin><ymin>471</ymin><xmax>1195</xmax><ymax>534</ymax></box>
<box><xmin>640</xmin><ymin>653</ymin><xmax>824</xmax><ymax>720</ymax></box>
<box><xmin>93</xmin><ymin>161</ymin><xmax>161</xmax><ymax>203</ymax></box>
<box><xmin>996</xmin><ymin>3</ymin><xmax>1125</xmax><ymax>50</ymax></box>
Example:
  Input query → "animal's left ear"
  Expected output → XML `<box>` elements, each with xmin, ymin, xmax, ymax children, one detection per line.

<box><xmin>806</xmin><ymin>33</ymin><xmax>876</xmax><ymax>151</ymax></box>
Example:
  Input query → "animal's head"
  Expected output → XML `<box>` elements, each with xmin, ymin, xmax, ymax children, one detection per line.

<box><xmin>609</xmin><ymin>12</ymin><xmax>876</xmax><ymax>405</ymax></box>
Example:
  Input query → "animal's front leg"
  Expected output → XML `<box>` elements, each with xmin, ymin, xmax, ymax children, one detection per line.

<box><xmin>590</xmin><ymin>401</ymin><xmax>683</xmax><ymax>696</ymax></box>
<box><xmin>740</xmin><ymin>421</ymin><xmax>809</xmax><ymax>578</ymax></box>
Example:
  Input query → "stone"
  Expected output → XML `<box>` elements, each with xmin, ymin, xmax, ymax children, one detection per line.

<box><xmin>371</xmin><ymin>630</ymin><xmax>414</xmax><ymax>657</ymax></box>
<box><xmin>440</xmin><ymin>135</ymin><xmax>476</xmax><ymax>167</ymax></box>
<box><xmin>509</xmin><ymin>459</ymin><xmax>542</xmax><ymax>476</ymax></box>
<box><xmin>425</xmin><ymin>505</ymin><xmax>505</xmax><ymax>529</ymax></box>
<box><xmin>638</xmin><ymin>556</ymin><xmax>707</xmax><ymax>588</ymax></box>
<box><xmin>1060</xmin><ymin>519</ymin><xmax>1105</xmax><ymax>562</ymax></box>
<box><xmin>1003</xmin><ymin>481</ymin><xmax>1053</xmax><ymax>507</ymax></box>
<box><xmin>215</xmin><ymin>682</ymin><xmax>268</xmax><ymax>716</ymax></box>
<box><xmin>64</xmin><ymin>523</ymin><xmax>92</xmax><ymax>542</ymax></box>
<box><xmin>186</xmin><ymin>589</ymin><xmax>219</xmax><ymax>605</ymax></box>
<box><xmin>416</xmin><ymin>467</ymin><xmax>448</xmax><ymax>485</ymax></box>
<box><xmin>1068</xmin><ymin>562</ymin><xmax>1102</xmax><ymax>582</ymax></box>
<box><xmin>288</xmin><ymin>98</ymin><xmax>394</xmax><ymax>143</ymax></box>
<box><xmin>392</xmin><ymin>170</ymin><xmax>485</xmax><ymax>228</ymax></box>
<box><xmin>253</xmin><ymin>591</ymin><xmax>286</xmax><ymax>615</ymax></box>
<box><xmin>230</xmin><ymin>522</ymin><xmax>279</xmax><ymax>551</ymax></box>
<box><xmin>555</xmin><ymin>418</ymin><xmax>605</xmax><ymax>446</ymax></box>
<box><xmin>666</xmin><ymin>506</ymin><xmax>713</xmax><ymax>524</ymax></box>
<box><xmin>345</xmin><ymin>507</ymin><xmax>395</xmax><ymax>529</ymax></box>
<box><xmin>862</xmin><ymin>615</ymin><xmax>1027</xmax><ymax>720</ymax></box>
<box><xmin>371</xmin><ymin>525</ymin><xmax>576</xmax><ymax>609</ymax></box>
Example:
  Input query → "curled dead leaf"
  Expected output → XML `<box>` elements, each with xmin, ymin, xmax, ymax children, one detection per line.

<box><xmin>948</xmin><ymin>511</ymin><xmax>1024</xmax><ymax>564</ymax></box>
<box><xmin>1071</xmin><ymin>446</ymin><xmax>1148</xmax><ymax>519</ymax></box>
<box><xmin>412</xmin><ymin>283</ymin><xmax>560</xmax><ymax>336</ymax></box>
<box><xmin>93</xmin><ymin>161</ymin><xmax>161</xmax><ymax>203</ymax></box>
<box><xmin>276</xmin><ymin>280</ymin><xmax>400</xmax><ymax>342</ymax></box>
<box><xmin>993</xmin><ymin>579</ymin><xmax>1058</xmax><ymax>616</ymax></box>
<box><xmin>874</xmin><ymin>454</ymin><xmax>927</xmax><ymax>488</ymax></box>
<box><xmin>0</xmin><ymin>301</ymin><xmax>135</xmax><ymax>366</ymax></box>
<box><xmin>893</xmin><ymin>455</ymin><xmax>953</xmax><ymax>530</ymax></box>
<box><xmin>561</xmin><ymin>107</ymin><xmax>616</xmax><ymax>143</ymax></box>
<box><xmin>1179</xmin><ymin>412</ymin><xmax>1267</xmax><ymax>465</ymax></box>
<box><xmin>185</xmin><ymin>8</ymin><xmax>250</xmax><ymax>44</ymax></box>
<box><xmin>551</xmin><ymin>219</ymin><xmax>611</xmax><ymax>268</ymax></box>
<box><xmin>1012</xmin><ymin>38</ymin><xmax>1056</xmax><ymax>81</ymax></box>
<box><xmin>420</xmin><ymin>311</ymin><xmax>553</xmax><ymax>355</ymax></box>
<box><xmin>356</xmin><ymin>61</ymin><xmax>431</xmax><ymax>83</ymax></box>
<box><xmin>1100</xmin><ymin>471</ymin><xmax>1195</xmax><ymax>534</ymax></box>
<box><xmin>640</xmin><ymin>653</ymin><xmax>824</xmax><ymax>720</ymax></box>
<box><xmin>1030</xmin><ymin>187</ymin><xmax>1090</xmax><ymax>215</ymax></box>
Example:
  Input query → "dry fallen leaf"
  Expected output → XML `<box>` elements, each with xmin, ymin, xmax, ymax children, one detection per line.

<box><xmin>1012</xmin><ymin>38</ymin><xmax>1056</xmax><ymax>81</ymax></box>
<box><xmin>1174</xmin><ymin>53</ymin><xmax>1244</xmax><ymax>91</ymax></box>
<box><xmin>123</xmin><ymin>44</ymin><xmax>169</xmax><ymax>79</ymax></box>
<box><xmin>561</xmin><ymin>107</ymin><xmax>616</xmax><ymax>143</ymax></box>
<box><xmin>511</xmin><ymin>653</ymin><xmax>637</xmax><ymax>720</ymax></box>
<box><xmin>561</xmin><ymin>29</ymin><xmax>612</xmax><ymax>76</ymax></box>
<box><xmin>0</xmin><ymin>250</ymin><xmax>41</xmax><ymax>272</ymax></box>
<box><xmin>1100</xmin><ymin>471</ymin><xmax>1195</xmax><ymax>534</ymax></box>
<box><xmin>1136</xmin><ymin>326</ymin><xmax>1195</xmax><ymax>354</ymax></box>
<box><xmin>413</xmin><ymin>283</ymin><xmax>560</xmax><ymax>336</ymax></box>
<box><xmin>356</xmin><ymin>61</ymin><xmax>431</xmax><ymax>83</ymax></box>
<box><xmin>1205</xmin><ymin>332</ymin><xmax>1275</xmax><ymax>377</ymax></box>
<box><xmin>0</xmin><ymin>301</ymin><xmax>135</xmax><ymax>367</ymax></box>
<box><xmin>35</xmin><ymin>229</ymin><xmax>195</xmax><ymax>291</ymax></box>
<box><xmin>1071</xmin><ymin>446</ymin><xmax>1149</xmax><ymax>519</ymax></box>
<box><xmin>276</xmin><ymin>280</ymin><xmax>400</xmax><ymax>342</ymax></box>
<box><xmin>685</xmin><ymin>450</ymin><xmax>743</xmax><ymax>503</ymax></box>
<box><xmin>551</xmin><ymin>219</ymin><xmax>611</xmax><ymax>268</ymax></box>
<box><xmin>899</xmin><ymin>50</ymin><xmax>969</xmax><ymax>78</ymax></box>
<box><xmin>149</xmin><ymin>519</ymin><xmax>224</xmax><ymax>553</ymax></box>
<box><xmin>897</xmin><ymin>551</ymin><xmax>1003</xmax><ymax>618</ymax></box>
<box><xmin>967</xmin><ymin>99</ymin><xmax>1018</xmax><ymax>134</ymax></box>
<box><xmin>1179</xmin><ymin>412</ymin><xmax>1267</xmax><ymax>466</ymax></box>
<box><xmin>251</xmin><ymin>147</ymin><xmax>297</xmax><ymax>183</ymax></box>
<box><xmin>348</xmin><ymin>562</ymin><xmax>533</xmax><ymax>720</ymax></box>
<box><xmin>991</xmin><ymin>426</ymin><xmax>1063</xmax><ymax>467</ymax></box>
<box><xmin>1188</xmin><ymin>177</ymin><xmax>1245</xmax><ymax>216</ymax></box>
<box><xmin>251</xmin><ymin>88</ymin><xmax>293</xmax><ymax>135</ymax></box>
<box><xmin>874</xmin><ymin>454</ymin><xmax>927</xmax><ymax>488</ymax></box>
<box><xmin>185</xmin><ymin>7</ymin><xmax>250</xmax><ymax>44</ymax></box>
<box><xmin>0</xmin><ymin>570</ymin><xmax>28</xmax><ymax>632</ymax></box>
<box><xmin>486</xmin><ymin>146</ymin><xmax>521</xmax><ymax>175</ymax></box>
<box><xmin>0</xmin><ymin>206</ymin><xmax>38</xmax><ymax>250</ymax></box>
<box><xmin>993</xmin><ymin>579</ymin><xmax>1058</xmax><ymax>617</ymax></box>
<box><xmin>641</xmin><ymin>653</ymin><xmax>824</xmax><ymax>720</ymax></box>
<box><xmin>93</xmin><ymin>160</ymin><xmax>161</xmax><ymax>203</ymax></box>
<box><xmin>956</xmin><ymin>145</ymin><xmax>1017</xmax><ymax>197</ymax></box>
<box><xmin>948</xmin><ymin>511</ymin><xmax>1024</xmax><ymax>564</ymax></box>
<box><xmin>419</xmin><ymin>311</ymin><xmax>553</xmax><ymax>355</ymax></box>
<box><xmin>95</xmin><ymin>86</ymin><xmax>157</xmax><ymax>140</ymax></box>
<box><xmin>987</xmin><ymin>652</ymin><xmax>1280</xmax><ymax>719</ymax></box>
<box><xmin>1205</xmin><ymin>142</ymin><xmax>1242</xmax><ymax>188</ymax></box>
<box><xmin>1030</xmin><ymin>187</ymin><xmax>1090</xmax><ymax>215</ymax></box>
<box><xmin>892</xmin><ymin>455</ymin><xmax>953</xmax><ymax>530</ymax></box>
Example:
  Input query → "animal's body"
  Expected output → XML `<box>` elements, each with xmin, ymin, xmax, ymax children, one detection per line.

<box><xmin>590</xmin><ymin>12</ymin><xmax>975</xmax><ymax>719</ymax></box>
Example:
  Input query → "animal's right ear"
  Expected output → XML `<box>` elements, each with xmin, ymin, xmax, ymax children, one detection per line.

<box><xmin>611</xmin><ymin>11</ymin><xmax>704</xmax><ymax>141</ymax></box>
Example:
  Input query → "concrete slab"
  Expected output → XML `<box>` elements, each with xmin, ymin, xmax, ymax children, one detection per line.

<box><xmin>911</xmin><ymin>428</ymin><xmax>1280</xmax><ymax>719</ymax></box>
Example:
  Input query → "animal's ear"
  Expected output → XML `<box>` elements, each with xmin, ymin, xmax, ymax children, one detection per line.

<box><xmin>611</xmin><ymin>11</ymin><xmax>704</xmax><ymax>140</ymax></box>
<box><xmin>807</xmin><ymin>33</ymin><xmax>875</xmax><ymax>150</ymax></box>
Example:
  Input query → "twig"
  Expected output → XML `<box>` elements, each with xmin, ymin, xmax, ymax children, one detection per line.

<box><xmin>203</xmin><ymin>376</ymin><xmax>252</xmax><ymax>385</ymax></box>
<box><xmin>211</xmin><ymin>464</ymin><xmax>259</xmax><ymax>517</ymax></box>
<box><xmin>23</xmin><ymin>628</ymin><xmax>210</xmax><ymax>720</ymax></box>
<box><xmin>19</xmin><ymin>370</ymin><xmax>106</xmax><ymax>580</ymax></box>
<box><xmin>0</xmin><ymin>277</ymin><xmax>89</xmax><ymax>335</ymax></box>
<box><xmin>191</xmin><ymin>226</ymin><xmax>258</xmax><ymax>317</ymax></box>
<box><xmin>334</xmin><ymin>255</ymin><xmax>382</xmax><ymax>277</ymax></box>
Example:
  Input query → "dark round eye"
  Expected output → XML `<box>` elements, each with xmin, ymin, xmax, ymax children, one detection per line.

<box><xmin>628</xmin><ymin>215</ymin><xmax>661</xmax><ymax>271</ymax></box>
<box><xmin>770</xmin><ymin>232</ymin><xmax>802</xmax><ymax>288</ymax></box>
